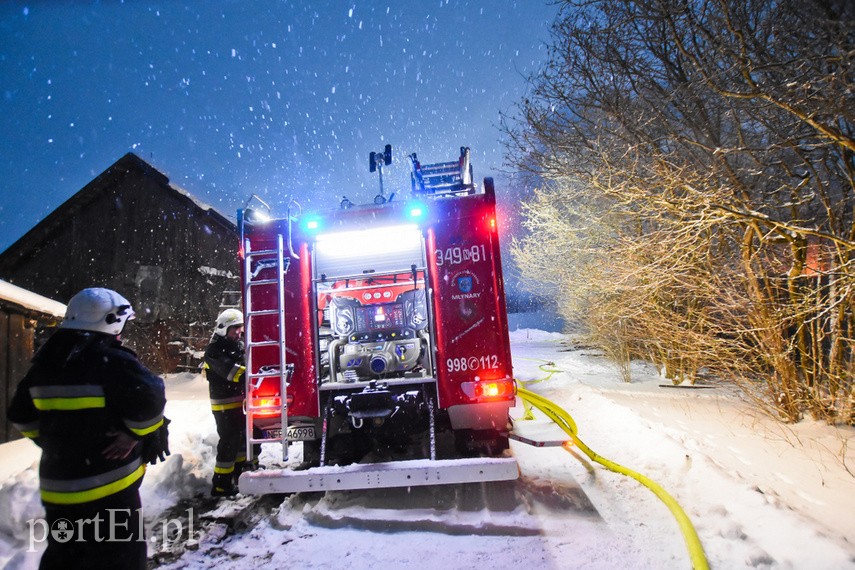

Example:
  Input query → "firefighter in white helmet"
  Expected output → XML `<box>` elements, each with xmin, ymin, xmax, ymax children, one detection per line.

<box><xmin>203</xmin><ymin>308</ymin><xmax>251</xmax><ymax>496</ymax></box>
<box><xmin>7</xmin><ymin>287</ymin><xmax>168</xmax><ymax>569</ymax></box>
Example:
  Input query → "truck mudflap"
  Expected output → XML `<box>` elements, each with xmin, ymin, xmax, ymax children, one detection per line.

<box><xmin>238</xmin><ymin>457</ymin><xmax>520</xmax><ymax>495</ymax></box>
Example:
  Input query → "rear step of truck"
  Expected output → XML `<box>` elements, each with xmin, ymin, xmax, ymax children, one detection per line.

<box><xmin>238</xmin><ymin>457</ymin><xmax>519</xmax><ymax>495</ymax></box>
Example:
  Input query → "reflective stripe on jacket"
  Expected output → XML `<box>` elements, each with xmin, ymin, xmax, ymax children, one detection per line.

<box><xmin>211</xmin><ymin>395</ymin><xmax>245</xmax><ymax>412</ymax></box>
<box><xmin>39</xmin><ymin>459</ymin><xmax>146</xmax><ymax>505</ymax></box>
<box><xmin>30</xmin><ymin>385</ymin><xmax>106</xmax><ymax>411</ymax></box>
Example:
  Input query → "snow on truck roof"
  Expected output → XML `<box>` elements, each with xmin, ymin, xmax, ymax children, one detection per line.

<box><xmin>0</xmin><ymin>279</ymin><xmax>66</xmax><ymax>318</ymax></box>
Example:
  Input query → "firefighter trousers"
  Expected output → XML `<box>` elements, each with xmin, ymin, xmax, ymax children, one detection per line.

<box><xmin>39</xmin><ymin>486</ymin><xmax>146</xmax><ymax>570</ymax></box>
<box><xmin>212</xmin><ymin>408</ymin><xmax>260</xmax><ymax>487</ymax></box>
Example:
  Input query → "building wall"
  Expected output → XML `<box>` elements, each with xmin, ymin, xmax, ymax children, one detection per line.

<box><xmin>0</xmin><ymin>310</ymin><xmax>37</xmax><ymax>443</ymax></box>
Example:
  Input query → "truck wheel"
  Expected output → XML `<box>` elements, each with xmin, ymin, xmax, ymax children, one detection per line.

<box><xmin>324</xmin><ymin>432</ymin><xmax>372</xmax><ymax>466</ymax></box>
<box><xmin>300</xmin><ymin>440</ymin><xmax>321</xmax><ymax>469</ymax></box>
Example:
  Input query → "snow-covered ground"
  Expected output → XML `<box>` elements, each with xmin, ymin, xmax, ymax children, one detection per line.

<box><xmin>1</xmin><ymin>328</ymin><xmax>853</xmax><ymax>569</ymax></box>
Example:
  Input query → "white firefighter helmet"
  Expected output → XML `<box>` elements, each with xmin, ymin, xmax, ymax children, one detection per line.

<box><xmin>214</xmin><ymin>308</ymin><xmax>244</xmax><ymax>336</ymax></box>
<box><xmin>60</xmin><ymin>288</ymin><xmax>136</xmax><ymax>336</ymax></box>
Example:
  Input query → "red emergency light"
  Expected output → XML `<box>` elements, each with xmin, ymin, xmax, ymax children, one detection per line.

<box><xmin>474</xmin><ymin>379</ymin><xmax>515</xmax><ymax>399</ymax></box>
<box><xmin>461</xmin><ymin>378</ymin><xmax>515</xmax><ymax>402</ymax></box>
<box><xmin>252</xmin><ymin>393</ymin><xmax>294</xmax><ymax>418</ymax></box>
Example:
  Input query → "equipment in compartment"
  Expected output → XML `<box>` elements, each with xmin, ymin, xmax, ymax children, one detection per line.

<box><xmin>325</xmin><ymin>285</ymin><xmax>429</xmax><ymax>383</ymax></box>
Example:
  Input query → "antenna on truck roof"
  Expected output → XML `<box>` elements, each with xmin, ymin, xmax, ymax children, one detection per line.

<box><xmin>369</xmin><ymin>144</ymin><xmax>393</xmax><ymax>204</ymax></box>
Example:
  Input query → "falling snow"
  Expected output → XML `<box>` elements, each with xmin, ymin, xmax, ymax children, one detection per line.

<box><xmin>0</xmin><ymin>1</ymin><xmax>557</xmax><ymax>254</ymax></box>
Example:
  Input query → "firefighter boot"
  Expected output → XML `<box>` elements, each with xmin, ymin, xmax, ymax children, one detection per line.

<box><xmin>211</xmin><ymin>473</ymin><xmax>239</xmax><ymax>497</ymax></box>
<box><xmin>233</xmin><ymin>459</ymin><xmax>259</xmax><ymax>486</ymax></box>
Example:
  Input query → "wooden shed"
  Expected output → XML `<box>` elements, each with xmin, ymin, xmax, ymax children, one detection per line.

<box><xmin>0</xmin><ymin>280</ymin><xmax>65</xmax><ymax>443</ymax></box>
<box><xmin>0</xmin><ymin>153</ymin><xmax>240</xmax><ymax>372</ymax></box>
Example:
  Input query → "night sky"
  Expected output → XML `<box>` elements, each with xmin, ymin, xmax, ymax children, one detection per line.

<box><xmin>0</xmin><ymin>1</ymin><xmax>557</xmax><ymax>254</ymax></box>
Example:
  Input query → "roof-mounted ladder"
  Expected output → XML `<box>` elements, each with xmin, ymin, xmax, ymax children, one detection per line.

<box><xmin>410</xmin><ymin>146</ymin><xmax>474</xmax><ymax>196</ymax></box>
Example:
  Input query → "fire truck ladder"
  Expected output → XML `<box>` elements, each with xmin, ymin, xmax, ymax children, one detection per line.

<box><xmin>243</xmin><ymin>233</ymin><xmax>292</xmax><ymax>462</ymax></box>
<box><xmin>410</xmin><ymin>146</ymin><xmax>474</xmax><ymax>196</ymax></box>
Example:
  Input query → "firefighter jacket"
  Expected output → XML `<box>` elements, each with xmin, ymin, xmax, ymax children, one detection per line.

<box><xmin>204</xmin><ymin>334</ymin><xmax>246</xmax><ymax>412</ymax></box>
<box><xmin>7</xmin><ymin>329</ymin><xmax>166</xmax><ymax>506</ymax></box>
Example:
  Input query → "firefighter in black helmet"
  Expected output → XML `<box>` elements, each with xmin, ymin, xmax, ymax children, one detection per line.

<box><xmin>7</xmin><ymin>287</ymin><xmax>169</xmax><ymax>570</ymax></box>
<box><xmin>203</xmin><ymin>308</ymin><xmax>253</xmax><ymax>496</ymax></box>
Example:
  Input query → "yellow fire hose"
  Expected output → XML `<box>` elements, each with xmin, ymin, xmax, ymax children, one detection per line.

<box><xmin>515</xmin><ymin>383</ymin><xmax>710</xmax><ymax>570</ymax></box>
<box><xmin>515</xmin><ymin>358</ymin><xmax>561</xmax><ymax>420</ymax></box>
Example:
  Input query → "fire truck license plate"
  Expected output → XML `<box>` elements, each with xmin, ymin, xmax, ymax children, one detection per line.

<box><xmin>264</xmin><ymin>426</ymin><xmax>316</xmax><ymax>441</ymax></box>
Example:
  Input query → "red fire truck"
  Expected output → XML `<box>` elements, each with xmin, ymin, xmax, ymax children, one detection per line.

<box><xmin>237</xmin><ymin>147</ymin><xmax>519</xmax><ymax>494</ymax></box>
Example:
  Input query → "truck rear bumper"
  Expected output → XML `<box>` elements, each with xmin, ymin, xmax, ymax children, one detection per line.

<box><xmin>238</xmin><ymin>456</ymin><xmax>519</xmax><ymax>494</ymax></box>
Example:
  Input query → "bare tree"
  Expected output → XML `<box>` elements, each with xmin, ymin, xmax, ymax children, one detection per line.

<box><xmin>505</xmin><ymin>0</ymin><xmax>854</xmax><ymax>422</ymax></box>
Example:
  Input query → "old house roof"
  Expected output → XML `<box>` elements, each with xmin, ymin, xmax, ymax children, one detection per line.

<box><xmin>0</xmin><ymin>279</ymin><xmax>66</xmax><ymax>319</ymax></box>
<box><xmin>0</xmin><ymin>152</ymin><xmax>236</xmax><ymax>269</ymax></box>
